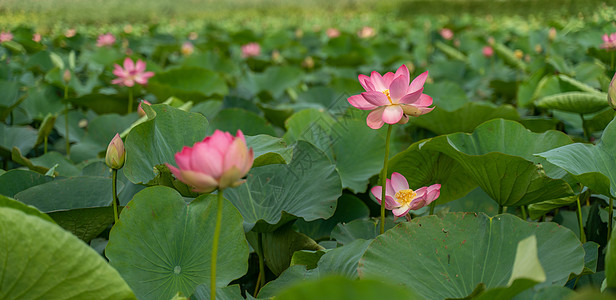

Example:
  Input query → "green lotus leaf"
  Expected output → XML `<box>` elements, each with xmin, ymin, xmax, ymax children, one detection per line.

<box><xmin>535</xmin><ymin>92</ymin><xmax>608</xmax><ymax>115</ymax></box>
<box><xmin>147</xmin><ymin>67</ymin><xmax>228</xmax><ymax>101</ymax></box>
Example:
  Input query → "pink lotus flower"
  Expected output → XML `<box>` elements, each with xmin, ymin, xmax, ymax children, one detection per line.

<box><xmin>439</xmin><ymin>28</ymin><xmax>454</xmax><ymax>40</ymax></box>
<box><xmin>482</xmin><ymin>46</ymin><xmax>494</xmax><ymax>57</ymax></box>
<box><xmin>358</xmin><ymin>26</ymin><xmax>375</xmax><ymax>39</ymax></box>
<box><xmin>137</xmin><ymin>100</ymin><xmax>152</xmax><ymax>117</ymax></box>
<box><xmin>167</xmin><ymin>130</ymin><xmax>254</xmax><ymax>193</ymax></box>
<box><xmin>65</xmin><ymin>28</ymin><xmax>76</xmax><ymax>38</ymax></box>
<box><xmin>181</xmin><ymin>42</ymin><xmax>194</xmax><ymax>56</ymax></box>
<box><xmin>32</xmin><ymin>33</ymin><xmax>41</xmax><ymax>43</ymax></box>
<box><xmin>326</xmin><ymin>28</ymin><xmax>340</xmax><ymax>38</ymax></box>
<box><xmin>241</xmin><ymin>42</ymin><xmax>261</xmax><ymax>58</ymax></box>
<box><xmin>371</xmin><ymin>172</ymin><xmax>441</xmax><ymax>217</ymax></box>
<box><xmin>112</xmin><ymin>57</ymin><xmax>154</xmax><ymax>87</ymax></box>
<box><xmin>347</xmin><ymin>64</ymin><xmax>434</xmax><ymax>129</ymax></box>
<box><xmin>0</xmin><ymin>31</ymin><xmax>13</xmax><ymax>43</ymax></box>
<box><xmin>96</xmin><ymin>33</ymin><xmax>116</xmax><ymax>47</ymax></box>
<box><xmin>601</xmin><ymin>33</ymin><xmax>616</xmax><ymax>51</ymax></box>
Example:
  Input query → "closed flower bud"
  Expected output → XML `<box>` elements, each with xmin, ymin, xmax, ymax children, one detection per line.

<box><xmin>106</xmin><ymin>133</ymin><xmax>125</xmax><ymax>169</ymax></box>
<box><xmin>609</xmin><ymin>72</ymin><xmax>616</xmax><ymax>110</ymax></box>
<box><xmin>63</xmin><ymin>70</ymin><xmax>71</xmax><ymax>83</ymax></box>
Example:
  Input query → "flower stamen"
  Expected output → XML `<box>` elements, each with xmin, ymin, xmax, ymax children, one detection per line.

<box><xmin>394</xmin><ymin>189</ymin><xmax>417</xmax><ymax>206</ymax></box>
<box><xmin>382</xmin><ymin>89</ymin><xmax>393</xmax><ymax>104</ymax></box>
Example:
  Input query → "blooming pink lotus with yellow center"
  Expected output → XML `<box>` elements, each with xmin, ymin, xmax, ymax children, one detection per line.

<box><xmin>371</xmin><ymin>172</ymin><xmax>441</xmax><ymax>217</ymax></box>
<box><xmin>112</xmin><ymin>57</ymin><xmax>154</xmax><ymax>87</ymax></box>
<box><xmin>166</xmin><ymin>130</ymin><xmax>254</xmax><ymax>193</ymax></box>
<box><xmin>347</xmin><ymin>64</ymin><xmax>434</xmax><ymax>129</ymax></box>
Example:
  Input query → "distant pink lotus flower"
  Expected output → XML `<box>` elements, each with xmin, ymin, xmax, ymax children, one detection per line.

<box><xmin>65</xmin><ymin>28</ymin><xmax>76</xmax><ymax>38</ymax></box>
<box><xmin>137</xmin><ymin>100</ymin><xmax>152</xmax><ymax>117</ymax></box>
<box><xmin>601</xmin><ymin>33</ymin><xmax>616</xmax><ymax>51</ymax></box>
<box><xmin>358</xmin><ymin>26</ymin><xmax>375</xmax><ymax>38</ymax></box>
<box><xmin>440</xmin><ymin>28</ymin><xmax>454</xmax><ymax>40</ymax></box>
<box><xmin>181</xmin><ymin>42</ymin><xmax>194</xmax><ymax>56</ymax></box>
<box><xmin>347</xmin><ymin>64</ymin><xmax>434</xmax><ymax>129</ymax></box>
<box><xmin>0</xmin><ymin>31</ymin><xmax>13</xmax><ymax>43</ymax></box>
<box><xmin>167</xmin><ymin>130</ymin><xmax>254</xmax><ymax>193</ymax></box>
<box><xmin>241</xmin><ymin>42</ymin><xmax>261</xmax><ymax>58</ymax></box>
<box><xmin>326</xmin><ymin>28</ymin><xmax>340</xmax><ymax>38</ymax></box>
<box><xmin>482</xmin><ymin>46</ymin><xmax>494</xmax><ymax>57</ymax></box>
<box><xmin>112</xmin><ymin>57</ymin><xmax>154</xmax><ymax>87</ymax></box>
<box><xmin>32</xmin><ymin>33</ymin><xmax>41</xmax><ymax>43</ymax></box>
<box><xmin>371</xmin><ymin>172</ymin><xmax>441</xmax><ymax>217</ymax></box>
<box><xmin>96</xmin><ymin>33</ymin><xmax>116</xmax><ymax>47</ymax></box>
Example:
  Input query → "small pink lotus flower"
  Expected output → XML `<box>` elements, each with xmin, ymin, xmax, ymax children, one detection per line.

<box><xmin>96</xmin><ymin>33</ymin><xmax>116</xmax><ymax>47</ymax></box>
<box><xmin>181</xmin><ymin>42</ymin><xmax>194</xmax><ymax>56</ymax></box>
<box><xmin>600</xmin><ymin>33</ymin><xmax>616</xmax><ymax>51</ymax></box>
<box><xmin>347</xmin><ymin>64</ymin><xmax>434</xmax><ymax>129</ymax></box>
<box><xmin>439</xmin><ymin>28</ymin><xmax>454</xmax><ymax>40</ymax></box>
<box><xmin>0</xmin><ymin>31</ymin><xmax>13</xmax><ymax>43</ymax></box>
<box><xmin>137</xmin><ymin>100</ymin><xmax>152</xmax><ymax>117</ymax></box>
<box><xmin>105</xmin><ymin>133</ymin><xmax>126</xmax><ymax>169</ymax></box>
<box><xmin>32</xmin><ymin>33</ymin><xmax>41</xmax><ymax>43</ymax></box>
<box><xmin>166</xmin><ymin>130</ymin><xmax>254</xmax><ymax>193</ymax></box>
<box><xmin>326</xmin><ymin>28</ymin><xmax>340</xmax><ymax>38</ymax></box>
<box><xmin>241</xmin><ymin>42</ymin><xmax>261</xmax><ymax>58</ymax></box>
<box><xmin>371</xmin><ymin>172</ymin><xmax>441</xmax><ymax>217</ymax></box>
<box><xmin>65</xmin><ymin>28</ymin><xmax>76</xmax><ymax>38</ymax></box>
<box><xmin>358</xmin><ymin>26</ymin><xmax>375</xmax><ymax>39</ymax></box>
<box><xmin>482</xmin><ymin>46</ymin><xmax>494</xmax><ymax>57</ymax></box>
<box><xmin>112</xmin><ymin>57</ymin><xmax>155</xmax><ymax>87</ymax></box>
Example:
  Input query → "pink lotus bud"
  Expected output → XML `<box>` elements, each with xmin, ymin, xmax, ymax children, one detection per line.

<box><xmin>482</xmin><ymin>46</ymin><xmax>494</xmax><ymax>57</ymax></box>
<box><xmin>63</xmin><ymin>70</ymin><xmax>71</xmax><ymax>83</ymax></box>
<box><xmin>357</xmin><ymin>26</ymin><xmax>375</xmax><ymax>39</ymax></box>
<box><xmin>301</xmin><ymin>56</ymin><xmax>314</xmax><ymax>69</ymax></box>
<box><xmin>65</xmin><ymin>29</ymin><xmax>76</xmax><ymax>38</ymax></box>
<box><xmin>124</xmin><ymin>24</ymin><xmax>133</xmax><ymax>34</ymax></box>
<box><xmin>166</xmin><ymin>130</ymin><xmax>254</xmax><ymax>193</ymax></box>
<box><xmin>548</xmin><ymin>27</ymin><xmax>557</xmax><ymax>41</ymax></box>
<box><xmin>241</xmin><ymin>42</ymin><xmax>261</xmax><ymax>58</ymax></box>
<box><xmin>181</xmin><ymin>42</ymin><xmax>194</xmax><ymax>56</ymax></box>
<box><xmin>106</xmin><ymin>133</ymin><xmax>125</xmax><ymax>169</ymax></box>
<box><xmin>326</xmin><ymin>28</ymin><xmax>340</xmax><ymax>38</ymax></box>
<box><xmin>0</xmin><ymin>31</ymin><xmax>13</xmax><ymax>43</ymax></box>
<box><xmin>439</xmin><ymin>28</ymin><xmax>454</xmax><ymax>40</ymax></box>
<box><xmin>609</xmin><ymin>72</ymin><xmax>616</xmax><ymax>110</ymax></box>
<box><xmin>32</xmin><ymin>33</ymin><xmax>41</xmax><ymax>43</ymax></box>
<box><xmin>138</xmin><ymin>100</ymin><xmax>152</xmax><ymax>117</ymax></box>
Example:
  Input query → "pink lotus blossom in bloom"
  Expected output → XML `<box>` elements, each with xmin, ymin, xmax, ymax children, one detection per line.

<box><xmin>439</xmin><ymin>28</ymin><xmax>454</xmax><ymax>40</ymax></box>
<box><xmin>358</xmin><ymin>26</ymin><xmax>375</xmax><ymax>38</ymax></box>
<box><xmin>241</xmin><ymin>42</ymin><xmax>261</xmax><ymax>58</ymax></box>
<box><xmin>96</xmin><ymin>33</ymin><xmax>116</xmax><ymax>47</ymax></box>
<box><xmin>137</xmin><ymin>100</ymin><xmax>152</xmax><ymax>117</ymax></box>
<box><xmin>32</xmin><ymin>33</ymin><xmax>41</xmax><ymax>43</ymax></box>
<box><xmin>326</xmin><ymin>28</ymin><xmax>340</xmax><ymax>38</ymax></box>
<box><xmin>347</xmin><ymin>64</ymin><xmax>434</xmax><ymax>129</ymax></box>
<box><xmin>0</xmin><ymin>31</ymin><xmax>13</xmax><ymax>43</ymax></box>
<box><xmin>371</xmin><ymin>172</ymin><xmax>441</xmax><ymax>217</ymax></box>
<box><xmin>166</xmin><ymin>130</ymin><xmax>254</xmax><ymax>193</ymax></box>
<box><xmin>65</xmin><ymin>28</ymin><xmax>76</xmax><ymax>38</ymax></box>
<box><xmin>600</xmin><ymin>33</ymin><xmax>616</xmax><ymax>51</ymax></box>
<box><xmin>181</xmin><ymin>42</ymin><xmax>194</xmax><ymax>56</ymax></box>
<box><xmin>482</xmin><ymin>46</ymin><xmax>494</xmax><ymax>57</ymax></box>
<box><xmin>111</xmin><ymin>57</ymin><xmax>154</xmax><ymax>87</ymax></box>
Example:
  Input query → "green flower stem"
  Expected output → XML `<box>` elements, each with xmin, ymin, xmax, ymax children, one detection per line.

<box><xmin>429</xmin><ymin>202</ymin><xmax>436</xmax><ymax>215</ymax></box>
<box><xmin>112</xmin><ymin>169</ymin><xmax>119</xmax><ymax>223</ymax></box>
<box><xmin>520</xmin><ymin>205</ymin><xmax>528</xmax><ymax>221</ymax></box>
<box><xmin>498</xmin><ymin>205</ymin><xmax>503</xmax><ymax>215</ymax></box>
<box><xmin>211</xmin><ymin>190</ymin><xmax>224</xmax><ymax>300</ymax></box>
<box><xmin>580</xmin><ymin>114</ymin><xmax>591</xmax><ymax>142</ymax></box>
<box><xmin>64</xmin><ymin>84</ymin><xmax>70</xmax><ymax>159</ymax></box>
<box><xmin>127</xmin><ymin>87</ymin><xmax>134</xmax><ymax>114</ymax></box>
<box><xmin>380</xmin><ymin>124</ymin><xmax>393</xmax><ymax>235</ymax></box>
<box><xmin>609</xmin><ymin>197</ymin><xmax>614</xmax><ymax>241</ymax></box>
<box><xmin>254</xmin><ymin>232</ymin><xmax>266</xmax><ymax>296</ymax></box>
<box><xmin>44</xmin><ymin>136</ymin><xmax>48</xmax><ymax>154</ymax></box>
<box><xmin>576</xmin><ymin>194</ymin><xmax>587</xmax><ymax>243</ymax></box>
<box><xmin>611</xmin><ymin>52</ymin><xmax>614</xmax><ymax>72</ymax></box>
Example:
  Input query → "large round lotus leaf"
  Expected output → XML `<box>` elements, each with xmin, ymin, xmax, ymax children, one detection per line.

<box><xmin>106</xmin><ymin>186</ymin><xmax>249</xmax><ymax>300</ymax></box>
<box><xmin>274</xmin><ymin>276</ymin><xmax>422</xmax><ymax>300</ymax></box>
<box><xmin>387</xmin><ymin>140</ymin><xmax>476</xmax><ymax>205</ymax></box>
<box><xmin>411</xmin><ymin>102</ymin><xmax>520</xmax><ymax>135</ymax></box>
<box><xmin>535</xmin><ymin>92</ymin><xmax>608</xmax><ymax>115</ymax></box>
<box><xmin>0</xmin><ymin>123</ymin><xmax>37</xmax><ymax>158</ymax></box>
<box><xmin>0</xmin><ymin>194</ymin><xmax>54</xmax><ymax>223</ymax></box>
<box><xmin>0</xmin><ymin>169</ymin><xmax>53</xmax><ymax>197</ymax></box>
<box><xmin>208</xmin><ymin>108</ymin><xmax>276</xmax><ymax>136</ymax></box>
<box><xmin>536</xmin><ymin>116</ymin><xmax>616</xmax><ymax>198</ymax></box>
<box><xmin>421</xmin><ymin>119</ymin><xmax>575</xmax><ymax>207</ymax></box>
<box><xmin>246</xmin><ymin>134</ymin><xmax>293</xmax><ymax>167</ymax></box>
<box><xmin>123</xmin><ymin>104</ymin><xmax>208</xmax><ymax>184</ymax></box>
<box><xmin>0</xmin><ymin>207</ymin><xmax>136</xmax><ymax>300</ymax></box>
<box><xmin>358</xmin><ymin>213</ymin><xmax>585</xmax><ymax>300</ymax></box>
<box><xmin>224</xmin><ymin>141</ymin><xmax>341</xmax><ymax>231</ymax></box>
<box><xmin>147</xmin><ymin>67</ymin><xmax>228</xmax><ymax>101</ymax></box>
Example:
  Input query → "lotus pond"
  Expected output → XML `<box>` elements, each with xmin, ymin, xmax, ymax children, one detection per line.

<box><xmin>2</xmin><ymin>3</ymin><xmax>616</xmax><ymax>300</ymax></box>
